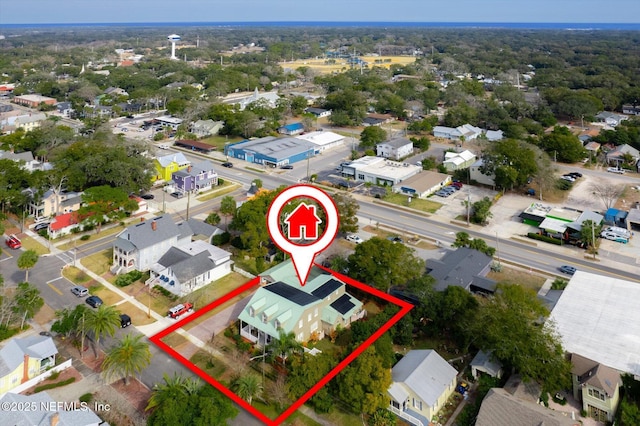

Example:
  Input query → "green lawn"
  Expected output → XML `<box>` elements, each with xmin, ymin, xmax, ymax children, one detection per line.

<box><xmin>80</xmin><ymin>249</ymin><xmax>112</xmax><ymax>276</ymax></box>
<box><xmin>381</xmin><ymin>193</ymin><xmax>442</xmax><ymax>213</ymax></box>
<box><xmin>196</xmin><ymin>181</ymin><xmax>241</xmax><ymax>202</ymax></box>
<box><xmin>199</xmin><ymin>135</ymin><xmax>245</xmax><ymax>151</ymax></box>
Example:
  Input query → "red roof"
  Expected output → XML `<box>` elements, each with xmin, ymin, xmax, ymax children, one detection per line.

<box><xmin>50</xmin><ymin>212</ymin><xmax>79</xmax><ymax>231</ymax></box>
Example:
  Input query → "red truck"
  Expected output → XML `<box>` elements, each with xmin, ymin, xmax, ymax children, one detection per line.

<box><xmin>5</xmin><ymin>234</ymin><xmax>21</xmax><ymax>249</ymax></box>
<box><xmin>168</xmin><ymin>303</ymin><xmax>193</xmax><ymax>319</ymax></box>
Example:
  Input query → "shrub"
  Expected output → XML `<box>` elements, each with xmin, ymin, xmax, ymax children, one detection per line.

<box><xmin>527</xmin><ymin>232</ymin><xmax>562</xmax><ymax>245</ymax></box>
<box><xmin>34</xmin><ymin>377</ymin><xmax>76</xmax><ymax>393</ymax></box>
<box><xmin>79</xmin><ymin>393</ymin><xmax>93</xmax><ymax>403</ymax></box>
<box><xmin>153</xmin><ymin>285</ymin><xmax>178</xmax><ymax>300</ymax></box>
<box><xmin>115</xmin><ymin>275</ymin><xmax>134</xmax><ymax>287</ymax></box>
<box><xmin>218</xmin><ymin>178</ymin><xmax>225</xmax><ymax>186</ymax></box>
<box><xmin>47</xmin><ymin>370</ymin><xmax>61</xmax><ymax>381</ymax></box>
<box><xmin>80</xmin><ymin>235</ymin><xmax>91</xmax><ymax>241</ymax></box>
<box><xmin>212</xmin><ymin>232</ymin><xmax>231</xmax><ymax>246</ymax></box>
<box><xmin>551</xmin><ymin>278</ymin><xmax>568</xmax><ymax>290</ymax></box>
<box><xmin>555</xmin><ymin>179</ymin><xmax>573</xmax><ymax>191</ymax></box>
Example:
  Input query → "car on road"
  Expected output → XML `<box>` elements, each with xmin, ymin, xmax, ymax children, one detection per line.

<box><xmin>70</xmin><ymin>286</ymin><xmax>89</xmax><ymax>297</ymax></box>
<box><xmin>345</xmin><ymin>234</ymin><xmax>364</xmax><ymax>244</ymax></box>
<box><xmin>33</xmin><ymin>222</ymin><xmax>50</xmax><ymax>231</ymax></box>
<box><xmin>221</xmin><ymin>162</ymin><xmax>233</xmax><ymax>168</ymax></box>
<box><xmin>170</xmin><ymin>191</ymin><xmax>184</xmax><ymax>199</ymax></box>
<box><xmin>280</xmin><ymin>165</ymin><xmax>293</xmax><ymax>170</ymax></box>
<box><xmin>140</xmin><ymin>193</ymin><xmax>155</xmax><ymax>200</ymax></box>
<box><xmin>168</xmin><ymin>303</ymin><xmax>193</xmax><ymax>319</ymax></box>
<box><xmin>607</xmin><ymin>167</ymin><xmax>625</xmax><ymax>174</ymax></box>
<box><xmin>5</xmin><ymin>234</ymin><xmax>21</xmax><ymax>249</ymax></box>
<box><xmin>86</xmin><ymin>295</ymin><xmax>103</xmax><ymax>308</ymax></box>
<box><xmin>120</xmin><ymin>314</ymin><xmax>132</xmax><ymax>328</ymax></box>
<box><xmin>559</xmin><ymin>265</ymin><xmax>577</xmax><ymax>275</ymax></box>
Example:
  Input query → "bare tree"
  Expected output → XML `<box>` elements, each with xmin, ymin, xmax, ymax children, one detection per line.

<box><xmin>590</xmin><ymin>180</ymin><xmax>624</xmax><ymax>210</ymax></box>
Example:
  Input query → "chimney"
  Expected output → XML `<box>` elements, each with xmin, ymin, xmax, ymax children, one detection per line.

<box><xmin>187</xmin><ymin>166</ymin><xmax>192</xmax><ymax>173</ymax></box>
<box><xmin>151</xmin><ymin>221</ymin><xmax>157</xmax><ymax>231</ymax></box>
<box><xmin>50</xmin><ymin>412</ymin><xmax>59</xmax><ymax>426</ymax></box>
<box><xmin>22</xmin><ymin>354</ymin><xmax>29</xmax><ymax>383</ymax></box>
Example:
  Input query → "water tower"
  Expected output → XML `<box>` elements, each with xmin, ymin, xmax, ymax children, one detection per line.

<box><xmin>167</xmin><ymin>34</ymin><xmax>180</xmax><ymax>60</ymax></box>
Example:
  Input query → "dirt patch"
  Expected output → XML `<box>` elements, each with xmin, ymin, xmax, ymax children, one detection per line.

<box><xmin>33</xmin><ymin>303</ymin><xmax>56</xmax><ymax>326</ymax></box>
<box><xmin>111</xmin><ymin>378</ymin><xmax>151</xmax><ymax>414</ymax></box>
<box><xmin>21</xmin><ymin>367</ymin><xmax>83</xmax><ymax>395</ymax></box>
<box><xmin>486</xmin><ymin>266</ymin><xmax>547</xmax><ymax>292</ymax></box>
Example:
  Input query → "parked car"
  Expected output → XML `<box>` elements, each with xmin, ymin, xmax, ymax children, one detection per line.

<box><xmin>345</xmin><ymin>234</ymin><xmax>364</xmax><ymax>244</ymax></box>
<box><xmin>387</xmin><ymin>236</ymin><xmax>403</xmax><ymax>243</ymax></box>
<box><xmin>435</xmin><ymin>190</ymin><xmax>451</xmax><ymax>197</ymax></box>
<box><xmin>568</xmin><ymin>172</ymin><xmax>582</xmax><ymax>178</ymax></box>
<box><xmin>559</xmin><ymin>265</ymin><xmax>577</xmax><ymax>275</ymax></box>
<box><xmin>34</xmin><ymin>222</ymin><xmax>50</xmax><ymax>231</ymax></box>
<box><xmin>70</xmin><ymin>286</ymin><xmax>89</xmax><ymax>297</ymax></box>
<box><xmin>601</xmin><ymin>231</ymin><xmax>628</xmax><ymax>243</ymax></box>
<box><xmin>280</xmin><ymin>165</ymin><xmax>293</xmax><ymax>170</ymax></box>
<box><xmin>526</xmin><ymin>188</ymin><xmax>536</xmax><ymax>196</ymax></box>
<box><xmin>560</xmin><ymin>175</ymin><xmax>575</xmax><ymax>182</ymax></box>
<box><xmin>607</xmin><ymin>167</ymin><xmax>625</xmax><ymax>174</ymax></box>
<box><xmin>168</xmin><ymin>303</ymin><xmax>194</xmax><ymax>319</ymax></box>
<box><xmin>5</xmin><ymin>234</ymin><xmax>21</xmax><ymax>249</ymax></box>
<box><xmin>86</xmin><ymin>295</ymin><xmax>103</xmax><ymax>308</ymax></box>
<box><xmin>140</xmin><ymin>193</ymin><xmax>155</xmax><ymax>200</ymax></box>
<box><xmin>221</xmin><ymin>162</ymin><xmax>233</xmax><ymax>168</ymax></box>
<box><xmin>119</xmin><ymin>314</ymin><xmax>132</xmax><ymax>328</ymax></box>
<box><xmin>452</xmin><ymin>182</ymin><xmax>463</xmax><ymax>189</ymax></box>
<box><xmin>170</xmin><ymin>191</ymin><xmax>184</xmax><ymax>199</ymax></box>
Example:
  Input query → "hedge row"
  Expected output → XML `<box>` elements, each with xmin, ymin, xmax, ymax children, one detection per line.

<box><xmin>527</xmin><ymin>232</ymin><xmax>562</xmax><ymax>245</ymax></box>
<box><xmin>35</xmin><ymin>377</ymin><xmax>76</xmax><ymax>393</ymax></box>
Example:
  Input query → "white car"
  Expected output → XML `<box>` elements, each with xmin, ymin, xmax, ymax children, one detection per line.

<box><xmin>607</xmin><ymin>167</ymin><xmax>625</xmax><ymax>174</ymax></box>
<box><xmin>345</xmin><ymin>234</ymin><xmax>364</xmax><ymax>244</ymax></box>
<box><xmin>560</xmin><ymin>175</ymin><xmax>575</xmax><ymax>182</ymax></box>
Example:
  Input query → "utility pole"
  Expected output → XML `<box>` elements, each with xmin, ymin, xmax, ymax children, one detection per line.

<box><xmin>495</xmin><ymin>231</ymin><xmax>501</xmax><ymax>268</ymax></box>
<box><xmin>186</xmin><ymin>190</ymin><xmax>191</xmax><ymax>220</ymax></box>
<box><xmin>592</xmin><ymin>223</ymin><xmax>596</xmax><ymax>260</ymax></box>
<box><xmin>306</xmin><ymin>147</ymin><xmax>311</xmax><ymax>182</ymax></box>
<box><xmin>466</xmin><ymin>189</ymin><xmax>471</xmax><ymax>226</ymax></box>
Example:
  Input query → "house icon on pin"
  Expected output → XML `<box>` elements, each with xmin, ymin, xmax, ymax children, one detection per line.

<box><xmin>284</xmin><ymin>202</ymin><xmax>322</xmax><ymax>240</ymax></box>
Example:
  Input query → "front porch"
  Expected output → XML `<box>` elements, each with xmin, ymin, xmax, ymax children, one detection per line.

<box><xmin>239</xmin><ymin>321</ymin><xmax>274</xmax><ymax>347</ymax></box>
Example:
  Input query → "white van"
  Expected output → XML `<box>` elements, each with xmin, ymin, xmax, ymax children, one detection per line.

<box><xmin>603</xmin><ymin>226</ymin><xmax>631</xmax><ymax>239</ymax></box>
<box><xmin>158</xmin><ymin>143</ymin><xmax>170</xmax><ymax>149</ymax></box>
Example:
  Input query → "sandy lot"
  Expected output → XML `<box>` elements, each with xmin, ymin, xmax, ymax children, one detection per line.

<box><xmin>279</xmin><ymin>55</ymin><xmax>417</xmax><ymax>74</ymax></box>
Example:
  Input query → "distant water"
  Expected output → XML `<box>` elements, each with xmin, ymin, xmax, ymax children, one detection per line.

<box><xmin>2</xmin><ymin>21</ymin><xmax>640</xmax><ymax>31</ymax></box>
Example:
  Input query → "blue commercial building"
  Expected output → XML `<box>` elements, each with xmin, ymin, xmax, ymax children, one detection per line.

<box><xmin>225</xmin><ymin>136</ymin><xmax>316</xmax><ymax>167</ymax></box>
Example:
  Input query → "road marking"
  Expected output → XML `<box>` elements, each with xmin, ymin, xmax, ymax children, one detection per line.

<box><xmin>47</xmin><ymin>281</ymin><xmax>63</xmax><ymax>295</ymax></box>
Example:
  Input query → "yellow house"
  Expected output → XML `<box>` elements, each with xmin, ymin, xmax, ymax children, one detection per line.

<box><xmin>571</xmin><ymin>353</ymin><xmax>622</xmax><ymax>423</ymax></box>
<box><xmin>388</xmin><ymin>350</ymin><xmax>458</xmax><ymax>426</ymax></box>
<box><xmin>153</xmin><ymin>152</ymin><xmax>191</xmax><ymax>182</ymax></box>
<box><xmin>0</xmin><ymin>335</ymin><xmax>57</xmax><ymax>395</ymax></box>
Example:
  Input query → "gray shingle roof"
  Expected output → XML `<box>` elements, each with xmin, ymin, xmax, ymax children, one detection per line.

<box><xmin>476</xmin><ymin>388</ymin><xmax>579</xmax><ymax>426</ymax></box>
<box><xmin>571</xmin><ymin>353</ymin><xmax>621</xmax><ymax>397</ymax></box>
<box><xmin>115</xmin><ymin>215</ymin><xmax>181</xmax><ymax>251</ymax></box>
<box><xmin>390</xmin><ymin>350</ymin><xmax>458</xmax><ymax>407</ymax></box>
<box><xmin>427</xmin><ymin>247</ymin><xmax>495</xmax><ymax>292</ymax></box>
<box><xmin>156</xmin><ymin>240</ymin><xmax>231</xmax><ymax>283</ymax></box>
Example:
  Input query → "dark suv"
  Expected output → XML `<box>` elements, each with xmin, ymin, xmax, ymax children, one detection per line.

<box><xmin>120</xmin><ymin>314</ymin><xmax>132</xmax><ymax>328</ymax></box>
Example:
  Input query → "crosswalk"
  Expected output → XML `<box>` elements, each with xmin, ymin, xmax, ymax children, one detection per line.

<box><xmin>56</xmin><ymin>250</ymin><xmax>75</xmax><ymax>265</ymax></box>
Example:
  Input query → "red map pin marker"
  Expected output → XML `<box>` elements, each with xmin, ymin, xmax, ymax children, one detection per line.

<box><xmin>267</xmin><ymin>185</ymin><xmax>339</xmax><ymax>286</ymax></box>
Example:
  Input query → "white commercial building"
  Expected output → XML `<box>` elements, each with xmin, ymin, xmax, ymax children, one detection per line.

<box><xmin>548</xmin><ymin>271</ymin><xmax>640</xmax><ymax>377</ymax></box>
<box><xmin>296</xmin><ymin>131</ymin><xmax>345</xmax><ymax>152</ymax></box>
<box><xmin>341</xmin><ymin>156</ymin><xmax>422</xmax><ymax>186</ymax></box>
<box><xmin>376</xmin><ymin>138</ymin><xmax>414</xmax><ymax>160</ymax></box>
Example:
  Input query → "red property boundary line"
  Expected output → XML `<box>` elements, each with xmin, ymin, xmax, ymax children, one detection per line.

<box><xmin>150</xmin><ymin>266</ymin><xmax>413</xmax><ymax>426</ymax></box>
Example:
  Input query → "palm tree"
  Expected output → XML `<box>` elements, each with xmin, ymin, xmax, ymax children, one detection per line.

<box><xmin>146</xmin><ymin>373</ymin><xmax>200</xmax><ymax>411</ymax></box>
<box><xmin>84</xmin><ymin>304</ymin><xmax>120</xmax><ymax>357</ymax></box>
<box><xmin>101</xmin><ymin>333</ymin><xmax>151</xmax><ymax>385</ymax></box>
<box><xmin>231</xmin><ymin>374</ymin><xmax>262</xmax><ymax>405</ymax></box>
<box><xmin>267</xmin><ymin>330</ymin><xmax>303</xmax><ymax>367</ymax></box>
<box><xmin>17</xmin><ymin>250</ymin><xmax>39</xmax><ymax>282</ymax></box>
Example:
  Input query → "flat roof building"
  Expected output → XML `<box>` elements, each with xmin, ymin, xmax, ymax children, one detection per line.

<box><xmin>296</xmin><ymin>131</ymin><xmax>345</xmax><ymax>152</ymax></box>
<box><xmin>12</xmin><ymin>94</ymin><xmax>57</xmax><ymax>108</ymax></box>
<box><xmin>341</xmin><ymin>156</ymin><xmax>421</xmax><ymax>186</ymax></box>
<box><xmin>226</xmin><ymin>136</ymin><xmax>315</xmax><ymax>167</ymax></box>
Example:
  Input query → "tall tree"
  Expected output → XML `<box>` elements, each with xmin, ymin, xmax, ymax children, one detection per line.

<box><xmin>219</xmin><ymin>195</ymin><xmax>237</xmax><ymax>227</ymax></box>
<box><xmin>102</xmin><ymin>333</ymin><xmax>152</xmax><ymax>385</ymax></box>
<box><xmin>146</xmin><ymin>373</ymin><xmax>200</xmax><ymax>411</ymax></box>
<box><xmin>360</xmin><ymin>126</ymin><xmax>388</xmax><ymax>149</ymax></box>
<box><xmin>17</xmin><ymin>250</ymin><xmax>39</xmax><ymax>282</ymax></box>
<box><xmin>472</xmin><ymin>284</ymin><xmax>571</xmax><ymax>392</ymax></box>
<box><xmin>332</xmin><ymin>192</ymin><xmax>359</xmax><ymax>234</ymax></box>
<box><xmin>13</xmin><ymin>282</ymin><xmax>44</xmax><ymax>329</ymax></box>
<box><xmin>348</xmin><ymin>237</ymin><xmax>424</xmax><ymax>293</ymax></box>
<box><xmin>79</xmin><ymin>185</ymin><xmax>139</xmax><ymax>233</ymax></box>
<box><xmin>335</xmin><ymin>347</ymin><xmax>392</xmax><ymax>415</ymax></box>
<box><xmin>85</xmin><ymin>304</ymin><xmax>121</xmax><ymax>356</ymax></box>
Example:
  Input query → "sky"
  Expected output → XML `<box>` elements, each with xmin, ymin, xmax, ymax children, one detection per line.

<box><xmin>1</xmin><ymin>0</ymin><xmax>639</xmax><ymax>25</ymax></box>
